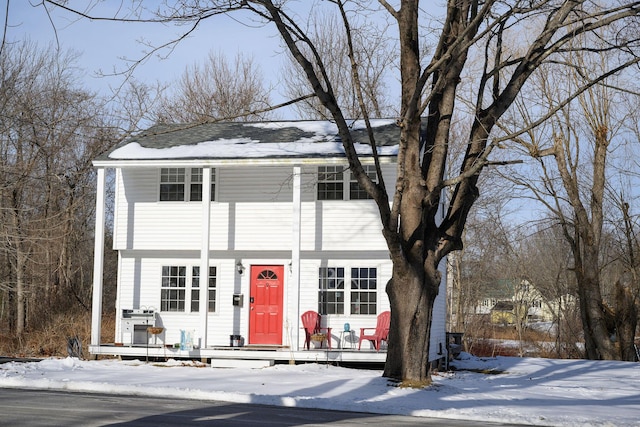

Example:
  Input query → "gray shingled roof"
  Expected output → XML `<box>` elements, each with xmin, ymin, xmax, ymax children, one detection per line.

<box><xmin>97</xmin><ymin>120</ymin><xmax>401</xmax><ymax>161</ymax></box>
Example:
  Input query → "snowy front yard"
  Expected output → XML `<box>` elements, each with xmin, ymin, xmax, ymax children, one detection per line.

<box><xmin>1</xmin><ymin>353</ymin><xmax>638</xmax><ymax>426</ymax></box>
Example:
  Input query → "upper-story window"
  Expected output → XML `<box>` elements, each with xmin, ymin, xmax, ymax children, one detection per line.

<box><xmin>159</xmin><ymin>168</ymin><xmax>185</xmax><ymax>201</ymax></box>
<box><xmin>160</xmin><ymin>167</ymin><xmax>216</xmax><ymax>201</ymax></box>
<box><xmin>317</xmin><ymin>165</ymin><xmax>377</xmax><ymax>200</ymax></box>
<box><xmin>317</xmin><ymin>166</ymin><xmax>344</xmax><ymax>200</ymax></box>
<box><xmin>350</xmin><ymin>165</ymin><xmax>376</xmax><ymax>200</ymax></box>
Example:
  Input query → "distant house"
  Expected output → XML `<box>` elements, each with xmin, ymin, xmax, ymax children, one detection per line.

<box><xmin>477</xmin><ymin>280</ymin><xmax>555</xmax><ymax>325</ymax></box>
<box><xmin>89</xmin><ymin>120</ymin><xmax>448</xmax><ymax>365</ymax></box>
<box><xmin>490</xmin><ymin>301</ymin><xmax>517</xmax><ymax>325</ymax></box>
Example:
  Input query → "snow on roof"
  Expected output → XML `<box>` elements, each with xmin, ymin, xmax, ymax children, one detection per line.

<box><xmin>247</xmin><ymin>119</ymin><xmax>386</xmax><ymax>133</ymax></box>
<box><xmin>109</xmin><ymin>139</ymin><xmax>398</xmax><ymax>160</ymax></box>
<box><xmin>105</xmin><ymin>119</ymin><xmax>400</xmax><ymax>161</ymax></box>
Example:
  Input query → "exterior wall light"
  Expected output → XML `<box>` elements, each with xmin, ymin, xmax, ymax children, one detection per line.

<box><xmin>236</xmin><ymin>260</ymin><xmax>245</xmax><ymax>275</ymax></box>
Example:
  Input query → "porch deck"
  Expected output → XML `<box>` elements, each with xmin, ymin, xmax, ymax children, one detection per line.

<box><xmin>88</xmin><ymin>343</ymin><xmax>387</xmax><ymax>366</ymax></box>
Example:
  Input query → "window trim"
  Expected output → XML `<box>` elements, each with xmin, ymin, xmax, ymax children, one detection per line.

<box><xmin>191</xmin><ymin>265</ymin><xmax>218</xmax><ymax>313</ymax></box>
<box><xmin>160</xmin><ymin>263</ymin><xmax>218</xmax><ymax>313</ymax></box>
<box><xmin>349</xmin><ymin>267</ymin><xmax>377</xmax><ymax>315</ymax></box>
<box><xmin>317</xmin><ymin>165</ymin><xmax>377</xmax><ymax>201</ymax></box>
<box><xmin>160</xmin><ymin>265</ymin><xmax>186</xmax><ymax>312</ymax></box>
<box><xmin>318</xmin><ymin>266</ymin><xmax>378</xmax><ymax>316</ymax></box>
<box><xmin>159</xmin><ymin>167</ymin><xmax>217</xmax><ymax>202</ymax></box>
<box><xmin>159</xmin><ymin>168</ymin><xmax>186</xmax><ymax>202</ymax></box>
<box><xmin>349</xmin><ymin>165</ymin><xmax>377</xmax><ymax>200</ymax></box>
<box><xmin>318</xmin><ymin>267</ymin><xmax>345</xmax><ymax>315</ymax></box>
<box><xmin>317</xmin><ymin>166</ymin><xmax>345</xmax><ymax>201</ymax></box>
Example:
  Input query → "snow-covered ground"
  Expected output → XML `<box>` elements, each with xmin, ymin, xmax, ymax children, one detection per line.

<box><xmin>1</xmin><ymin>353</ymin><xmax>638</xmax><ymax>426</ymax></box>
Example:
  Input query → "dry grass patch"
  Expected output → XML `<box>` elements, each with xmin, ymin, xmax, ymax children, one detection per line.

<box><xmin>0</xmin><ymin>311</ymin><xmax>115</xmax><ymax>359</ymax></box>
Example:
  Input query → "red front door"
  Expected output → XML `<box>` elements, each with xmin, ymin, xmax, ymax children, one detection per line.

<box><xmin>249</xmin><ymin>265</ymin><xmax>284</xmax><ymax>345</ymax></box>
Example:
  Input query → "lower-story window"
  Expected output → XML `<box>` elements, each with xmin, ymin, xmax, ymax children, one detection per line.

<box><xmin>350</xmin><ymin>267</ymin><xmax>377</xmax><ymax>314</ymax></box>
<box><xmin>161</xmin><ymin>264</ymin><xmax>217</xmax><ymax>312</ymax></box>
<box><xmin>318</xmin><ymin>267</ymin><xmax>345</xmax><ymax>314</ymax></box>
<box><xmin>318</xmin><ymin>266</ymin><xmax>378</xmax><ymax>315</ymax></box>
<box><xmin>191</xmin><ymin>266</ymin><xmax>217</xmax><ymax>312</ymax></box>
<box><xmin>161</xmin><ymin>266</ymin><xmax>186</xmax><ymax>311</ymax></box>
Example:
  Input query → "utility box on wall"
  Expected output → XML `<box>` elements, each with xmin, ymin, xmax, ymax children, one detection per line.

<box><xmin>232</xmin><ymin>294</ymin><xmax>244</xmax><ymax>307</ymax></box>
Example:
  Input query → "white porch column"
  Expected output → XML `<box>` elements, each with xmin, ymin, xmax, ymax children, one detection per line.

<box><xmin>291</xmin><ymin>166</ymin><xmax>302</xmax><ymax>349</ymax></box>
<box><xmin>199</xmin><ymin>167</ymin><xmax>212</xmax><ymax>348</ymax></box>
<box><xmin>91</xmin><ymin>167</ymin><xmax>106</xmax><ymax>347</ymax></box>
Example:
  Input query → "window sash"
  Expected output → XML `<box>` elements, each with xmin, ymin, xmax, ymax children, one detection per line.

<box><xmin>318</xmin><ymin>267</ymin><xmax>345</xmax><ymax>315</ymax></box>
<box><xmin>160</xmin><ymin>168</ymin><xmax>216</xmax><ymax>202</ymax></box>
<box><xmin>189</xmin><ymin>168</ymin><xmax>216</xmax><ymax>202</ymax></box>
<box><xmin>350</xmin><ymin>267</ymin><xmax>377</xmax><ymax>315</ymax></box>
<box><xmin>318</xmin><ymin>165</ymin><xmax>378</xmax><ymax>201</ymax></box>
<box><xmin>317</xmin><ymin>267</ymin><xmax>378</xmax><ymax>316</ymax></box>
<box><xmin>317</xmin><ymin>166</ymin><xmax>344</xmax><ymax>200</ymax></box>
<box><xmin>350</xmin><ymin>165</ymin><xmax>376</xmax><ymax>200</ymax></box>
<box><xmin>191</xmin><ymin>265</ymin><xmax>217</xmax><ymax>312</ymax></box>
<box><xmin>161</xmin><ymin>265</ymin><xmax>186</xmax><ymax>312</ymax></box>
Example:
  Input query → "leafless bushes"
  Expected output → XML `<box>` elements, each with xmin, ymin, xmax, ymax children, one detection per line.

<box><xmin>0</xmin><ymin>310</ymin><xmax>115</xmax><ymax>358</ymax></box>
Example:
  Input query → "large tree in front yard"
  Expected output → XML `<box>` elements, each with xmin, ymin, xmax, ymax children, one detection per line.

<box><xmin>40</xmin><ymin>0</ymin><xmax>640</xmax><ymax>384</ymax></box>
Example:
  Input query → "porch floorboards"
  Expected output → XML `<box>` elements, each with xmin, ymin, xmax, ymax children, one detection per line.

<box><xmin>89</xmin><ymin>344</ymin><xmax>387</xmax><ymax>365</ymax></box>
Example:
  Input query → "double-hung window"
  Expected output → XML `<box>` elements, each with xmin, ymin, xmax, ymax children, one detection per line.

<box><xmin>318</xmin><ymin>267</ymin><xmax>378</xmax><ymax>315</ymax></box>
<box><xmin>350</xmin><ymin>165</ymin><xmax>376</xmax><ymax>200</ymax></box>
<box><xmin>160</xmin><ymin>168</ymin><xmax>186</xmax><ymax>201</ymax></box>
<box><xmin>318</xmin><ymin>267</ymin><xmax>345</xmax><ymax>314</ymax></box>
<box><xmin>317</xmin><ymin>165</ymin><xmax>377</xmax><ymax>200</ymax></box>
<box><xmin>317</xmin><ymin>166</ymin><xmax>344</xmax><ymax>200</ymax></box>
<box><xmin>161</xmin><ymin>264</ymin><xmax>217</xmax><ymax>313</ymax></box>
<box><xmin>191</xmin><ymin>266</ymin><xmax>217</xmax><ymax>312</ymax></box>
<box><xmin>160</xmin><ymin>167</ymin><xmax>216</xmax><ymax>201</ymax></box>
<box><xmin>189</xmin><ymin>168</ymin><xmax>217</xmax><ymax>202</ymax></box>
<box><xmin>350</xmin><ymin>267</ymin><xmax>377</xmax><ymax>314</ymax></box>
<box><xmin>160</xmin><ymin>266</ymin><xmax>186</xmax><ymax>311</ymax></box>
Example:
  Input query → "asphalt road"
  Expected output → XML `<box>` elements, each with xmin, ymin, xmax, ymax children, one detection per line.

<box><xmin>0</xmin><ymin>388</ymin><xmax>531</xmax><ymax>427</ymax></box>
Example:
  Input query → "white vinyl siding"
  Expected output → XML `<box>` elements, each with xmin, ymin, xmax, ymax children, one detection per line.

<box><xmin>428</xmin><ymin>258</ymin><xmax>448</xmax><ymax>362</ymax></box>
<box><xmin>110</xmin><ymin>160</ymin><xmax>445</xmax><ymax>361</ymax></box>
<box><xmin>116</xmin><ymin>256</ymin><xmax>232</xmax><ymax>347</ymax></box>
<box><xmin>234</xmin><ymin>203</ymin><xmax>293</xmax><ymax>251</ymax></box>
<box><xmin>219</xmin><ymin>167</ymin><xmax>293</xmax><ymax>202</ymax></box>
<box><xmin>114</xmin><ymin>166</ymin><xmax>389</xmax><ymax>252</ymax></box>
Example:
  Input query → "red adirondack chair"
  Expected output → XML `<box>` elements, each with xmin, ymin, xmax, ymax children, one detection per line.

<box><xmin>301</xmin><ymin>310</ymin><xmax>332</xmax><ymax>349</ymax></box>
<box><xmin>358</xmin><ymin>311</ymin><xmax>390</xmax><ymax>351</ymax></box>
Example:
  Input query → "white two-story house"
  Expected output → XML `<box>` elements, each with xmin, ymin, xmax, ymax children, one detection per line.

<box><xmin>89</xmin><ymin>119</ymin><xmax>447</xmax><ymax>365</ymax></box>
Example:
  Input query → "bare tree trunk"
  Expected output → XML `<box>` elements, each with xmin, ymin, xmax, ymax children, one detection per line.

<box><xmin>11</xmin><ymin>204</ymin><xmax>27</xmax><ymax>335</ymax></box>
<box><xmin>575</xmin><ymin>268</ymin><xmax>616</xmax><ymax>360</ymax></box>
<box><xmin>558</xmin><ymin>123</ymin><xmax>616</xmax><ymax>360</ymax></box>
<box><xmin>384</xmin><ymin>261</ymin><xmax>440</xmax><ymax>383</ymax></box>
<box><xmin>614</xmin><ymin>276</ymin><xmax>638</xmax><ymax>361</ymax></box>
